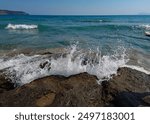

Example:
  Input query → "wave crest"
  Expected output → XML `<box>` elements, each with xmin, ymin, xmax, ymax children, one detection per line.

<box><xmin>0</xmin><ymin>44</ymin><xmax>128</xmax><ymax>85</ymax></box>
<box><xmin>5</xmin><ymin>24</ymin><xmax>38</xmax><ymax>30</ymax></box>
<box><xmin>139</xmin><ymin>24</ymin><xmax>150</xmax><ymax>30</ymax></box>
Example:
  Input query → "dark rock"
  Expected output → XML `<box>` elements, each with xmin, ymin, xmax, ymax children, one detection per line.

<box><xmin>102</xmin><ymin>67</ymin><xmax>150</xmax><ymax>107</ymax></box>
<box><xmin>52</xmin><ymin>73</ymin><xmax>102</xmax><ymax>107</ymax></box>
<box><xmin>39</xmin><ymin>61</ymin><xmax>51</xmax><ymax>70</ymax></box>
<box><xmin>0</xmin><ymin>73</ymin><xmax>102</xmax><ymax>107</ymax></box>
<box><xmin>0</xmin><ymin>67</ymin><xmax>149</xmax><ymax>107</ymax></box>
<box><xmin>112</xmin><ymin>92</ymin><xmax>150</xmax><ymax>107</ymax></box>
<box><xmin>0</xmin><ymin>71</ymin><xmax>14</xmax><ymax>93</ymax></box>
<box><xmin>143</xmin><ymin>95</ymin><xmax>150</xmax><ymax>105</ymax></box>
<box><xmin>40</xmin><ymin>52</ymin><xmax>52</xmax><ymax>55</ymax></box>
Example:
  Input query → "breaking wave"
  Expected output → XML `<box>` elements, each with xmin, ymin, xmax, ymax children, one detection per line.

<box><xmin>138</xmin><ymin>24</ymin><xmax>150</xmax><ymax>30</ymax></box>
<box><xmin>5</xmin><ymin>24</ymin><xmax>38</xmax><ymax>30</ymax></box>
<box><xmin>0</xmin><ymin>44</ymin><xmax>128</xmax><ymax>85</ymax></box>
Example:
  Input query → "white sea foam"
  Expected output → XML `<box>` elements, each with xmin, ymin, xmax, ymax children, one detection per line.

<box><xmin>99</xmin><ymin>20</ymin><xmax>103</xmax><ymax>22</ymax></box>
<box><xmin>0</xmin><ymin>44</ymin><xmax>129</xmax><ymax>85</ymax></box>
<box><xmin>0</xmin><ymin>44</ymin><xmax>149</xmax><ymax>85</ymax></box>
<box><xmin>139</xmin><ymin>24</ymin><xmax>150</xmax><ymax>30</ymax></box>
<box><xmin>123</xmin><ymin>65</ymin><xmax>150</xmax><ymax>75</ymax></box>
<box><xmin>5</xmin><ymin>24</ymin><xmax>38</xmax><ymax>30</ymax></box>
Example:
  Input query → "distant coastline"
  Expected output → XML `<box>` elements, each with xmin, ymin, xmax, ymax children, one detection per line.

<box><xmin>0</xmin><ymin>9</ymin><xmax>29</xmax><ymax>15</ymax></box>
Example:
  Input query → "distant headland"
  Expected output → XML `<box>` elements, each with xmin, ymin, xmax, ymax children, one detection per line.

<box><xmin>0</xmin><ymin>10</ymin><xmax>29</xmax><ymax>15</ymax></box>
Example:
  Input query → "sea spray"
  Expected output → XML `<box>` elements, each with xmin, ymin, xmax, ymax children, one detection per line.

<box><xmin>0</xmin><ymin>44</ymin><xmax>130</xmax><ymax>85</ymax></box>
<box><xmin>49</xmin><ymin>44</ymin><xmax>128</xmax><ymax>80</ymax></box>
<box><xmin>136</xmin><ymin>24</ymin><xmax>150</xmax><ymax>30</ymax></box>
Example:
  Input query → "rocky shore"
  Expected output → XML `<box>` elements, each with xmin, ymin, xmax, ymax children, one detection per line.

<box><xmin>0</xmin><ymin>67</ymin><xmax>149</xmax><ymax>107</ymax></box>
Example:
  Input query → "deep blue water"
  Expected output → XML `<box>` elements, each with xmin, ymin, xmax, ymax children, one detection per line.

<box><xmin>0</xmin><ymin>15</ymin><xmax>150</xmax><ymax>71</ymax></box>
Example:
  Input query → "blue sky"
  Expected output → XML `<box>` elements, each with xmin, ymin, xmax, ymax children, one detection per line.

<box><xmin>0</xmin><ymin>0</ymin><xmax>150</xmax><ymax>15</ymax></box>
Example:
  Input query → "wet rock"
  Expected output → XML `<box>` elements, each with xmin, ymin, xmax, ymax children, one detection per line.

<box><xmin>0</xmin><ymin>71</ymin><xmax>14</xmax><ymax>93</ymax></box>
<box><xmin>143</xmin><ymin>95</ymin><xmax>150</xmax><ymax>105</ymax></box>
<box><xmin>52</xmin><ymin>73</ymin><xmax>102</xmax><ymax>107</ymax></box>
<box><xmin>36</xmin><ymin>93</ymin><xmax>56</xmax><ymax>107</ymax></box>
<box><xmin>102</xmin><ymin>67</ymin><xmax>150</xmax><ymax>107</ymax></box>
<box><xmin>111</xmin><ymin>92</ymin><xmax>150</xmax><ymax>107</ymax></box>
<box><xmin>0</xmin><ymin>75</ymin><xmax>63</xmax><ymax>106</ymax></box>
<box><xmin>39</xmin><ymin>61</ymin><xmax>51</xmax><ymax>70</ymax></box>
<box><xmin>40</xmin><ymin>52</ymin><xmax>52</xmax><ymax>55</ymax></box>
<box><xmin>0</xmin><ymin>67</ymin><xmax>149</xmax><ymax>107</ymax></box>
<box><xmin>0</xmin><ymin>73</ymin><xmax>102</xmax><ymax>107</ymax></box>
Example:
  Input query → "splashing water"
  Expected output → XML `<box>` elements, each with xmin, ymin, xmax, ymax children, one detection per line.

<box><xmin>5</xmin><ymin>24</ymin><xmax>38</xmax><ymax>30</ymax></box>
<box><xmin>49</xmin><ymin>44</ymin><xmax>128</xmax><ymax>80</ymax></box>
<box><xmin>0</xmin><ymin>44</ymin><xmax>128</xmax><ymax>85</ymax></box>
<box><xmin>138</xmin><ymin>24</ymin><xmax>150</xmax><ymax>30</ymax></box>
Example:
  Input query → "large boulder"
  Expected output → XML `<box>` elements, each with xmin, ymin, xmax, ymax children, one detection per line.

<box><xmin>102</xmin><ymin>67</ymin><xmax>150</xmax><ymax>107</ymax></box>
<box><xmin>0</xmin><ymin>67</ymin><xmax>149</xmax><ymax>107</ymax></box>
<box><xmin>0</xmin><ymin>73</ymin><xmax>103</xmax><ymax>107</ymax></box>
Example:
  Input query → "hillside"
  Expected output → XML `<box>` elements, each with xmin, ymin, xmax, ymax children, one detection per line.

<box><xmin>0</xmin><ymin>10</ymin><xmax>29</xmax><ymax>15</ymax></box>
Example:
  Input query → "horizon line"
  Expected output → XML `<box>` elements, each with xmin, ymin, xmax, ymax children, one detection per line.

<box><xmin>1</xmin><ymin>14</ymin><xmax>150</xmax><ymax>16</ymax></box>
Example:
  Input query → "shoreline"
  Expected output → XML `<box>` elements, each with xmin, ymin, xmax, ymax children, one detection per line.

<box><xmin>0</xmin><ymin>46</ymin><xmax>149</xmax><ymax>80</ymax></box>
<box><xmin>0</xmin><ymin>46</ymin><xmax>149</xmax><ymax>107</ymax></box>
<box><xmin>0</xmin><ymin>47</ymin><xmax>149</xmax><ymax>86</ymax></box>
<box><xmin>0</xmin><ymin>67</ymin><xmax>149</xmax><ymax>107</ymax></box>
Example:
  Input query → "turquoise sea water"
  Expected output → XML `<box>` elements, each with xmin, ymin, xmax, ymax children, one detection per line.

<box><xmin>0</xmin><ymin>15</ymin><xmax>149</xmax><ymax>52</ymax></box>
<box><xmin>0</xmin><ymin>15</ymin><xmax>150</xmax><ymax>84</ymax></box>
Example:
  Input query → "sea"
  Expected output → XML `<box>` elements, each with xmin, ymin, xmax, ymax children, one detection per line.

<box><xmin>0</xmin><ymin>15</ymin><xmax>150</xmax><ymax>85</ymax></box>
